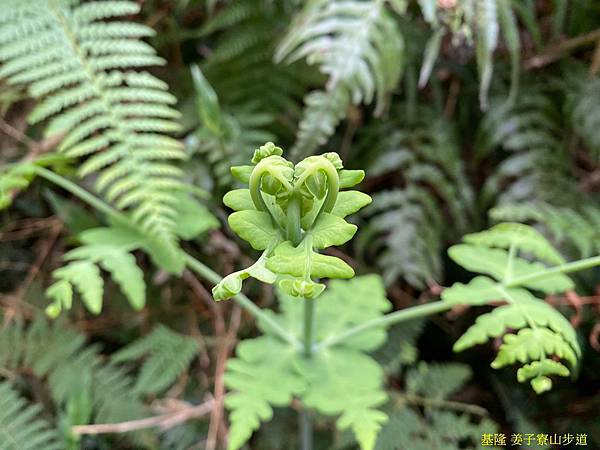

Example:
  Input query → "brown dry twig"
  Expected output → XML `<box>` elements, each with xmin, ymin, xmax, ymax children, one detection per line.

<box><xmin>71</xmin><ymin>397</ymin><xmax>216</xmax><ymax>435</ymax></box>
<box><xmin>526</xmin><ymin>29</ymin><xmax>600</xmax><ymax>70</ymax></box>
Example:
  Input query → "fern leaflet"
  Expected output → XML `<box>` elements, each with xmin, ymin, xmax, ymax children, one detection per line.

<box><xmin>442</xmin><ymin>223</ymin><xmax>581</xmax><ymax>393</ymax></box>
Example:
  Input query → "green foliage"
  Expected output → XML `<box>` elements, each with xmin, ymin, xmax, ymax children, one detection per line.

<box><xmin>355</xmin><ymin>109</ymin><xmax>473</xmax><ymax>288</ymax></box>
<box><xmin>112</xmin><ymin>324</ymin><xmax>199</xmax><ymax>395</ymax></box>
<box><xmin>0</xmin><ymin>382</ymin><xmax>63</xmax><ymax>450</ymax></box>
<box><xmin>225</xmin><ymin>275</ymin><xmax>392</xmax><ymax>450</ymax></box>
<box><xmin>442</xmin><ymin>223</ymin><xmax>581</xmax><ymax>393</ymax></box>
<box><xmin>566</xmin><ymin>75</ymin><xmax>600</xmax><ymax>163</ymax></box>
<box><xmin>0</xmin><ymin>0</ymin><xmax>187</xmax><ymax>258</ymax></box>
<box><xmin>213</xmin><ymin>144</ymin><xmax>371</xmax><ymax>301</ymax></box>
<box><xmin>276</xmin><ymin>0</ymin><xmax>404</xmax><ymax>158</ymax></box>
<box><xmin>477</xmin><ymin>90</ymin><xmax>576</xmax><ymax>207</ymax></box>
<box><xmin>373</xmin><ymin>362</ymin><xmax>497</xmax><ymax>450</ymax></box>
<box><xmin>491</xmin><ymin>202</ymin><xmax>600</xmax><ymax>258</ymax></box>
<box><xmin>0</xmin><ymin>155</ymin><xmax>70</xmax><ymax>209</ymax></box>
<box><xmin>417</xmin><ymin>0</ymin><xmax>520</xmax><ymax>108</ymax></box>
<box><xmin>46</xmin><ymin>189</ymin><xmax>217</xmax><ymax>315</ymax></box>
<box><xmin>0</xmin><ymin>316</ymin><xmax>152</xmax><ymax>447</ymax></box>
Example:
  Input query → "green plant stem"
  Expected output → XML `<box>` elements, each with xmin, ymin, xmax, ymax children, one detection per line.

<box><xmin>184</xmin><ymin>254</ymin><xmax>301</xmax><ymax>348</ymax></box>
<box><xmin>34</xmin><ymin>167</ymin><xmax>128</xmax><ymax>225</ymax></box>
<box><xmin>33</xmin><ymin>167</ymin><xmax>302</xmax><ymax>349</ymax></box>
<box><xmin>303</xmin><ymin>299</ymin><xmax>315</xmax><ymax>357</ymax></box>
<box><xmin>315</xmin><ymin>300</ymin><xmax>453</xmax><ymax>352</ymax></box>
<box><xmin>300</xmin><ymin>296</ymin><xmax>315</xmax><ymax>450</ymax></box>
<box><xmin>505</xmin><ymin>256</ymin><xmax>600</xmax><ymax>287</ymax></box>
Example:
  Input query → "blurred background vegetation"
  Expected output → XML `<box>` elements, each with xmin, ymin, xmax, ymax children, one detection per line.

<box><xmin>1</xmin><ymin>0</ymin><xmax>600</xmax><ymax>449</ymax></box>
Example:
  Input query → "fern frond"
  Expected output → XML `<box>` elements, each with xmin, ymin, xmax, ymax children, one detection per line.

<box><xmin>276</xmin><ymin>0</ymin><xmax>404</xmax><ymax>157</ymax></box>
<box><xmin>372</xmin><ymin>362</ymin><xmax>496</xmax><ymax>450</ymax></box>
<box><xmin>356</xmin><ymin>110</ymin><xmax>473</xmax><ymax>288</ymax></box>
<box><xmin>0</xmin><ymin>316</ymin><xmax>152</xmax><ymax>445</ymax></box>
<box><xmin>0</xmin><ymin>382</ymin><xmax>63</xmax><ymax>450</ymax></box>
<box><xmin>112</xmin><ymin>325</ymin><xmax>199</xmax><ymax>395</ymax></box>
<box><xmin>478</xmin><ymin>91</ymin><xmax>577</xmax><ymax>207</ymax></box>
<box><xmin>565</xmin><ymin>75</ymin><xmax>600</xmax><ymax>163</ymax></box>
<box><xmin>491</xmin><ymin>201</ymin><xmax>600</xmax><ymax>258</ymax></box>
<box><xmin>442</xmin><ymin>223</ymin><xmax>581</xmax><ymax>393</ymax></box>
<box><xmin>0</xmin><ymin>0</ymin><xmax>186</xmax><ymax>261</ymax></box>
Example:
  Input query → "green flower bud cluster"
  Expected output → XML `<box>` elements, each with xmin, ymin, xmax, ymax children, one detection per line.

<box><xmin>212</xmin><ymin>142</ymin><xmax>372</xmax><ymax>301</ymax></box>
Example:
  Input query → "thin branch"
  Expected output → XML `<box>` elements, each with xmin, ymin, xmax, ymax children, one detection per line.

<box><xmin>526</xmin><ymin>28</ymin><xmax>600</xmax><ymax>69</ymax></box>
<box><xmin>206</xmin><ymin>305</ymin><xmax>241</xmax><ymax>450</ymax></box>
<box><xmin>71</xmin><ymin>398</ymin><xmax>215</xmax><ymax>435</ymax></box>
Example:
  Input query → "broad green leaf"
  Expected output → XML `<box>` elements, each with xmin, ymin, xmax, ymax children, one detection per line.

<box><xmin>339</xmin><ymin>169</ymin><xmax>365</xmax><ymax>189</ymax></box>
<box><xmin>267</xmin><ymin>242</ymin><xmax>354</xmax><ymax>279</ymax></box>
<box><xmin>230</xmin><ymin>165</ymin><xmax>254</xmax><ymax>183</ymax></box>
<box><xmin>172</xmin><ymin>193</ymin><xmax>219</xmax><ymax>240</ymax></box>
<box><xmin>223</xmin><ymin>189</ymin><xmax>254</xmax><ymax>211</ymax></box>
<box><xmin>331</xmin><ymin>191</ymin><xmax>372</xmax><ymax>218</ymax></box>
<box><xmin>228</xmin><ymin>210</ymin><xmax>277</xmax><ymax>250</ymax></box>
<box><xmin>310</xmin><ymin>213</ymin><xmax>357</xmax><ymax>249</ymax></box>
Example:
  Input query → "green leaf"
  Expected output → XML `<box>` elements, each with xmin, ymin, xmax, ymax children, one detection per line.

<box><xmin>453</xmin><ymin>298</ymin><xmax>579</xmax><ymax>356</ymax></box>
<box><xmin>223</xmin><ymin>189</ymin><xmax>254</xmax><ymax>211</ymax></box>
<box><xmin>442</xmin><ymin>276</ymin><xmax>504</xmax><ymax>306</ymax></box>
<box><xmin>492</xmin><ymin>328</ymin><xmax>577</xmax><ymax>368</ymax></box>
<box><xmin>296</xmin><ymin>348</ymin><xmax>388</xmax><ymax>450</ymax></box>
<box><xmin>331</xmin><ymin>191</ymin><xmax>372</xmax><ymax>218</ymax></box>
<box><xmin>112</xmin><ymin>325</ymin><xmax>199</xmax><ymax>395</ymax></box>
<box><xmin>517</xmin><ymin>360</ymin><xmax>569</xmax><ymax>394</ymax></box>
<box><xmin>99</xmin><ymin>251</ymin><xmax>146</xmax><ymax>310</ymax></box>
<box><xmin>463</xmin><ymin>223</ymin><xmax>565</xmax><ymax>265</ymax></box>
<box><xmin>172</xmin><ymin>192</ymin><xmax>219</xmax><ymax>240</ymax></box>
<box><xmin>230</xmin><ymin>165</ymin><xmax>254</xmax><ymax>183</ymax></box>
<box><xmin>52</xmin><ymin>261</ymin><xmax>104</xmax><ymax>314</ymax></box>
<box><xmin>405</xmin><ymin>362</ymin><xmax>472</xmax><ymax>400</ymax></box>
<box><xmin>448</xmin><ymin>244</ymin><xmax>573</xmax><ymax>293</ymax></box>
<box><xmin>310</xmin><ymin>213</ymin><xmax>357</xmax><ymax>249</ymax></box>
<box><xmin>267</xmin><ymin>241</ymin><xmax>354</xmax><ymax>279</ymax></box>
<box><xmin>418</xmin><ymin>28</ymin><xmax>444</xmax><ymax>88</ymax></box>
<box><xmin>228</xmin><ymin>210</ymin><xmax>277</xmax><ymax>250</ymax></box>
<box><xmin>339</xmin><ymin>169</ymin><xmax>365</xmax><ymax>189</ymax></box>
<box><xmin>225</xmin><ymin>336</ymin><xmax>305</xmax><ymax>450</ymax></box>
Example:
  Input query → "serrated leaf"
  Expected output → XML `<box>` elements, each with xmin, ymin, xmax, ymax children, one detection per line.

<box><xmin>52</xmin><ymin>261</ymin><xmax>104</xmax><ymax>314</ymax></box>
<box><xmin>99</xmin><ymin>251</ymin><xmax>145</xmax><ymax>310</ymax></box>
<box><xmin>225</xmin><ymin>336</ymin><xmax>305</xmax><ymax>450</ymax></box>
<box><xmin>448</xmin><ymin>244</ymin><xmax>573</xmax><ymax>293</ymax></box>
<box><xmin>492</xmin><ymin>328</ymin><xmax>577</xmax><ymax>368</ymax></box>
<box><xmin>228</xmin><ymin>210</ymin><xmax>277</xmax><ymax>250</ymax></box>
<box><xmin>442</xmin><ymin>276</ymin><xmax>504</xmax><ymax>306</ymax></box>
<box><xmin>296</xmin><ymin>348</ymin><xmax>388</xmax><ymax>450</ymax></box>
<box><xmin>517</xmin><ymin>360</ymin><xmax>569</xmax><ymax>394</ymax></box>
<box><xmin>463</xmin><ymin>223</ymin><xmax>564</xmax><ymax>265</ymax></box>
